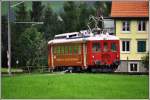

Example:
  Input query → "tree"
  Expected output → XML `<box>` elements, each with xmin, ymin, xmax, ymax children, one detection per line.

<box><xmin>19</xmin><ymin>26</ymin><xmax>46</xmax><ymax>67</ymax></box>
<box><xmin>141</xmin><ymin>53</ymin><xmax>149</xmax><ymax>71</ymax></box>
<box><xmin>11</xmin><ymin>2</ymin><xmax>30</xmax><ymax>66</ymax></box>
<box><xmin>62</xmin><ymin>1</ymin><xmax>79</xmax><ymax>32</ymax></box>
<box><xmin>30</xmin><ymin>1</ymin><xmax>44</xmax><ymax>33</ymax></box>
<box><xmin>78</xmin><ymin>2</ymin><xmax>96</xmax><ymax>30</ymax></box>
<box><xmin>30</xmin><ymin>1</ymin><xmax>44</xmax><ymax>22</ymax></box>
<box><xmin>15</xmin><ymin>2</ymin><xmax>30</xmax><ymax>22</ymax></box>
<box><xmin>94</xmin><ymin>1</ymin><xmax>111</xmax><ymax>17</ymax></box>
<box><xmin>2</xmin><ymin>15</ymin><xmax>8</xmax><ymax>67</ymax></box>
<box><xmin>42</xmin><ymin>4</ymin><xmax>65</xmax><ymax>40</ymax></box>
<box><xmin>42</xmin><ymin>5</ymin><xmax>55</xmax><ymax>40</ymax></box>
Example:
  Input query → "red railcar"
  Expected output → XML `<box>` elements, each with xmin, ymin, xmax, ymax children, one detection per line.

<box><xmin>48</xmin><ymin>30</ymin><xmax>120</xmax><ymax>72</ymax></box>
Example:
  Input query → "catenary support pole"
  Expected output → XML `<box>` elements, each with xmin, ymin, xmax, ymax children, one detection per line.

<box><xmin>7</xmin><ymin>1</ymin><xmax>11</xmax><ymax>76</ymax></box>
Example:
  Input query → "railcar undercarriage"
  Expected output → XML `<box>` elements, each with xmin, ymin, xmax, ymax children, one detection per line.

<box><xmin>50</xmin><ymin>64</ymin><xmax>119</xmax><ymax>73</ymax></box>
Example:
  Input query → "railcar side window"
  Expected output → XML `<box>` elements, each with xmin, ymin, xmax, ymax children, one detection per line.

<box><xmin>69</xmin><ymin>46</ymin><xmax>72</xmax><ymax>54</ymax></box>
<box><xmin>53</xmin><ymin>46</ymin><xmax>57</xmax><ymax>54</ymax></box>
<box><xmin>57</xmin><ymin>46</ymin><xmax>60</xmax><ymax>54</ymax></box>
<box><xmin>71</xmin><ymin>45</ymin><xmax>81</xmax><ymax>54</ymax></box>
<box><xmin>61</xmin><ymin>46</ymin><xmax>64</xmax><ymax>54</ymax></box>
<box><xmin>92</xmin><ymin>42</ymin><xmax>100</xmax><ymax>52</ymax></box>
<box><xmin>111</xmin><ymin>43</ymin><xmax>117</xmax><ymax>52</ymax></box>
<box><xmin>64</xmin><ymin>46</ymin><xmax>68</xmax><ymax>54</ymax></box>
<box><xmin>73</xmin><ymin>46</ymin><xmax>78</xmax><ymax>54</ymax></box>
<box><xmin>78</xmin><ymin>45</ymin><xmax>81</xmax><ymax>54</ymax></box>
<box><xmin>104</xmin><ymin>42</ymin><xmax>108</xmax><ymax>52</ymax></box>
<box><xmin>54</xmin><ymin>44</ymin><xmax>82</xmax><ymax>55</ymax></box>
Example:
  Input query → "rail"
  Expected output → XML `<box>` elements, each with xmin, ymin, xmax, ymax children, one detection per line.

<box><xmin>23</xmin><ymin>66</ymin><xmax>51</xmax><ymax>73</ymax></box>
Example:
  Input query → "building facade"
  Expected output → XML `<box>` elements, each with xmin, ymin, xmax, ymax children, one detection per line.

<box><xmin>111</xmin><ymin>1</ymin><xmax>149</xmax><ymax>72</ymax></box>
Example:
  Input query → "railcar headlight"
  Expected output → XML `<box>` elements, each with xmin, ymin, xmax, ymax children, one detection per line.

<box><xmin>116</xmin><ymin>54</ymin><xmax>119</xmax><ymax>58</ymax></box>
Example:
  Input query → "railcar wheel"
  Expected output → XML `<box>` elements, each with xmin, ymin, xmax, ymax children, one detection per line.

<box><xmin>86</xmin><ymin>67</ymin><xmax>92</xmax><ymax>72</ymax></box>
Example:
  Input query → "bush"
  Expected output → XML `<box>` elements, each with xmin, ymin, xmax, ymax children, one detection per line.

<box><xmin>141</xmin><ymin>52</ymin><xmax>149</xmax><ymax>70</ymax></box>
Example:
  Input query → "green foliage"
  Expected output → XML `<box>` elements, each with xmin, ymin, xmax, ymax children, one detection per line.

<box><xmin>43</xmin><ymin>5</ymin><xmax>57</xmax><ymax>40</ymax></box>
<box><xmin>2</xmin><ymin>1</ymin><xmax>111</xmax><ymax>68</ymax></box>
<box><xmin>94</xmin><ymin>1</ymin><xmax>111</xmax><ymax>17</ymax></box>
<box><xmin>78</xmin><ymin>3</ymin><xmax>95</xmax><ymax>30</ymax></box>
<box><xmin>30</xmin><ymin>1</ymin><xmax>44</xmax><ymax>22</ymax></box>
<box><xmin>42</xmin><ymin>4</ymin><xmax>66</xmax><ymax>40</ymax></box>
<box><xmin>2</xmin><ymin>15</ymin><xmax>8</xmax><ymax>67</ymax></box>
<box><xmin>62</xmin><ymin>1</ymin><xmax>79</xmax><ymax>32</ymax></box>
<box><xmin>15</xmin><ymin>2</ymin><xmax>30</xmax><ymax>22</ymax></box>
<box><xmin>141</xmin><ymin>53</ymin><xmax>149</xmax><ymax>70</ymax></box>
<box><xmin>19</xmin><ymin>26</ymin><xmax>46</xmax><ymax>67</ymax></box>
<box><xmin>2</xmin><ymin>74</ymin><xmax>148</xmax><ymax>99</ymax></box>
<box><xmin>11</xmin><ymin>2</ymin><xmax>31</xmax><ymax>66</ymax></box>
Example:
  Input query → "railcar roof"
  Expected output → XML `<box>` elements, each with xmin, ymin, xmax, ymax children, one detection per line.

<box><xmin>55</xmin><ymin>32</ymin><xmax>79</xmax><ymax>38</ymax></box>
<box><xmin>48</xmin><ymin>33</ymin><xmax>119</xmax><ymax>44</ymax></box>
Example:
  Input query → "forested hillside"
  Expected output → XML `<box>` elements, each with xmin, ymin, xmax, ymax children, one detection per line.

<box><xmin>2</xmin><ymin>1</ymin><xmax>111</xmax><ymax>68</ymax></box>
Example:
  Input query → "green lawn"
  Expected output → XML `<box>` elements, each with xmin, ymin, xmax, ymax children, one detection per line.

<box><xmin>1</xmin><ymin>73</ymin><xmax>149</xmax><ymax>99</ymax></box>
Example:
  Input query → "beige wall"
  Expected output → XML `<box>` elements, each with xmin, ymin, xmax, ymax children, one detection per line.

<box><xmin>116</xmin><ymin>20</ymin><xmax>148</xmax><ymax>60</ymax></box>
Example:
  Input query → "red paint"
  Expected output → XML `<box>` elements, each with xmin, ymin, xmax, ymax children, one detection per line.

<box><xmin>48</xmin><ymin>40</ymin><xmax>120</xmax><ymax>69</ymax></box>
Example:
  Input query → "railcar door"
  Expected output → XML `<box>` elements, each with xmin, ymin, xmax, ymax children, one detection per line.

<box><xmin>101</xmin><ymin>41</ymin><xmax>111</xmax><ymax>65</ymax></box>
<box><xmin>101</xmin><ymin>40</ymin><xmax>120</xmax><ymax>65</ymax></box>
<box><xmin>91</xmin><ymin>41</ymin><xmax>102</xmax><ymax>65</ymax></box>
<box><xmin>110</xmin><ymin>40</ymin><xmax>120</xmax><ymax>65</ymax></box>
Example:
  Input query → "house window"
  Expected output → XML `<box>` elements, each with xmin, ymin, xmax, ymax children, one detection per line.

<box><xmin>138</xmin><ymin>21</ymin><xmax>146</xmax><ymax>31</ymax></box>
<box><xmin>122</xmin><ymin>40</ymin><xmax>130</xmax><ymax>52</ymax></box>
<box><xmin>122</xmin><ymin>21</ymin><xmax>130</xmax><ymax>31</ymax></box>
<box><xmin>128</xmin><ymin>62</ymin><xmax>139</xmax><ymax>72</ymax></box>
<box><xmin>137</xmin><ymin>40</ymin><xmax>146</xmax><ymax>52</ymax></box>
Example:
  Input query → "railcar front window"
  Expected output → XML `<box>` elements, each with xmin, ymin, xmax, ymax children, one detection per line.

<box><xmin>92</xmin><ymin>43</ymin><xmax>100</xmax><ymax>52</ymax></box>
<box><xmin>111</xmin><ymin>43</ymin><xmax>117</xmax><ymax>52</ymax></box>
<box><xmin>104</xmin><ymin>42</ymin><xmax>108</xmax><ymax>52</ymax></box>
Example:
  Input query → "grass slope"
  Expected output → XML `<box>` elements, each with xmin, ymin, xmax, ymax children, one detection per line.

<box><xmin>2</xmin><ymin>73</ymin><xmax>148</xmax><ymax>99</ymax></box>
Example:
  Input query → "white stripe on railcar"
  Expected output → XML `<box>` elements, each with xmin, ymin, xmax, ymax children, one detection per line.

<box><xmin>48</xmin><ymin>33</ymin><xmax>119</xmax><ymax>44</ymax></box>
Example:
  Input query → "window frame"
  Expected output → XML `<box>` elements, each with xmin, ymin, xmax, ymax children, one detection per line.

<box><xmin>137</xmin><ymin>20</ymin><xmax>146</xmax><ymax>32</ymax></box>
<box><xmin>53</xmin><ymin>46</ymin><xmax>57</xmax><ymax>54</ymax></box>
<box><xmin>92</xmin><ymin>42</ymin><xmax>101</xmax><ymax>53</ymax></box>
<box><xmin>122</xmin><ymin>21</ymin><xmax>130</xmax><ymax>32</ymax></box>
<box><xmin>121</xmin><ymin>40</ymin><xmax>130</xmax><ymax>53</ymax></box>
<box><xmin>137</xmin><ymin>40</ymin><xmax>146</xmax><ymax>53</ymax></box>
<box><xmin>111</xmin><ymin>42</ymin><xmax>117</xmax><ymax>52</ymax></box>
<box><xmin>60</xmin><ymin>45</ymin><xmax>65</xmax><ymax>55</ymax></box>
<box><xmin>128</xmin><ymin>62</ymin><xmax>139</xmax><ymax>72</ymax></box>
